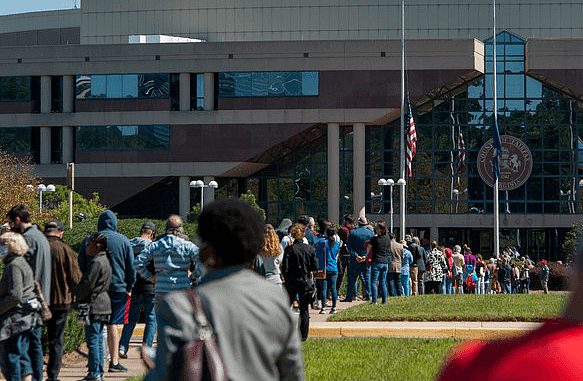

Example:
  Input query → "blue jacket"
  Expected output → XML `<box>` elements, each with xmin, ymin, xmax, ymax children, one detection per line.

<box><xmin>401</xmin><ymin>248</ymin><xmax>414</xmax><ymax>275</ymax></box>
<box><xmin>79</xmin><ymin>210</ymin><xmax>135</xmax><ymax>294</ymax></box>
<box><xmin>347</xmin><ymin>226</ymin><xmax>375</xmax><ymax>261</ymax></box>
<box><xmin>316</xmin><ymin>239</ymin><xmax>340</xmax><ymax>272</ymax></box>
<box><xmin>541</xmin><ymin>265</ymin><xmax>550</xmax><ymax>282</ymax></box>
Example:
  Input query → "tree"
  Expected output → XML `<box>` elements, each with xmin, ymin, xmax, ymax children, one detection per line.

<box><xmin>0</xmin><ymin>149</ymin><xmax>42</xmax><ymax>222</ymax></box>
<box><xmin>187</xmin><ymin>190</ymin><xmax>266</xmax><ymax>223</ymax></box>
<box><xmin>42</xmin><ymin>185</ymin><xmax>107</xmax><ymax>224</ymax></box>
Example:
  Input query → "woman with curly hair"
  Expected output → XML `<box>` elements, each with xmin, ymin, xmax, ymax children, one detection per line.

<box><xmin>260</xmin><ymin>224</ymin><xmax>284</xmax><ymax>286</ymax></box>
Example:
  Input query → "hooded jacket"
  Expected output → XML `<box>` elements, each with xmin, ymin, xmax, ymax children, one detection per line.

<box><xmin>79</xmin><ymin>211</ymin><xmax>135</xmax><ymax>294</ymax></box>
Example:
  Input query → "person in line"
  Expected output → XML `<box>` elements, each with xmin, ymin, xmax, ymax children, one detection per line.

<box><xmin>368</xmin><ymin>222</ymin><xmax>389</xmax><ymax>304</ymax></box>
<box><xmin>260</xmin><ymin>224</ymin><xmax>284</xmax><ymax>286</ymax></box>
<box><xmin>7</xmin><ymin>205</ymin><xmax>51</xmax><ymax>381</ymax></box>
<box><xmin>443</xmin><ymin>248</ymin><xmax>455</xmax><ymax>295</ymax></box>
<box><xmin>75</xmin><ymin>233</ymin><xmax>112</xmax><ymax>381</ymax></box>
<box><xmin>475</xmin><ymin>254</ymin><xmax>487</xmax><ymax>295</ymax></box>
<box><xmin>408</xmin><ymin>235</ymin><xmax>427</xmax><ymax>295</ymax></box>
<box><xmin>135</xmin><ymin>215</ymin><xmax>202</xmax><ymax>307</ymax></box>
<box><xmin>497</xmin><ymin>257</ymin><xmax>513</xmax><ymax>294</ymax></box>
<box><xmin>336</xmin><ymin>214</ymin><xmax>354</xmax><ymax>296</ymax></box>
<box><xmin>344</xmin><ymin>217</ymin><xmax>374</xmax><ymax>302</ymax></box>
<box><xmin>451</xmin><ymin>245</ymin><xmax>465</xmax><ymax>294</ymax></box>
<box><xmin>540</xmin><ymin>259</ymin><xmax>550</xmax><ymax>294</ymax></box>
<box><xmin>316</xmin><ymin>226</ymin><xmax>340</xmax><ymax>314</ymax></box>
<box><xmin>387</xmin><ymin>233</ymin><xmax>403</xmax><ymax>296</ymax></box>
<box><xmin>519</xmin><ymin>263</ymin><xmax>530</xmax><ymax>294</ymax></box>
<box><xmin>282</xmin><ymin>223</ymin><xmax>317</xmax><ymax>341</ymax></box>
<box><xmin>0</xmin><ymin>232</ymin><xmax>42</xmax><ymax>381</ymax></box>
<box><xmin>119</xmin><ymin>222</ymin><xmax>157</xmax><ymax>360</ymax></box>
<box><xmin>145</xmin><ymin>199</ymin><xmax>305</xmax><ymax>381</ymax></box>
<box><xmin>423</xmin><ymin>241</ymin><xmax>447</xmax><ymax>294</ymax></box>
<box><xmin>436</xmin><ymin>235</ymin><xmax>583</xmax><ymax>381</ymax></box>
<box><xmin>400</xmin><ymin>240</ymin><xmax>414</xmax><ymax>296</ymax></box>
<box><xmin>78</xmin><ymin>210</ymin><xmax>135</xmax><ymax>373</ymax></box>
<box><xmin>44</xmin><ymin>220</ymin><xmax>82</xmax><ymax>381</ymax></box>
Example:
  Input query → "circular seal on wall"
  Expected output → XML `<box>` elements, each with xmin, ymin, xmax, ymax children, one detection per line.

<box><xmin>477</xmin><ymin>135</ymin><xmax>533</xmax><ymax>191</ymax></box>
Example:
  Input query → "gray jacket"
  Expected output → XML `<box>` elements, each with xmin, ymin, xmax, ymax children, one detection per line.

<box><xmin>75</xmin><ymin>252</ymin><xmax>112</xmax><ymax>317</ymax></box>
<box><xmin>145</xmin><ymin>267</ymin><xmax>304</xmax><ymax>381</ymax></box>
<box><xmin>22</xmin><ymin>225</ymin><xmax>52</xmax><ymax>304</ymax></box>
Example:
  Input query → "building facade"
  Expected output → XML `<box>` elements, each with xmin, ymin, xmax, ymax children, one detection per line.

<box><xmin>2</xmin><ymin>1</ymin><xmax>583</xmax><ymax>259</ymax></box>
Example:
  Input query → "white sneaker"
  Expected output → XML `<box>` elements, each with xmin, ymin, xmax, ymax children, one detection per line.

<box><xmin>330</xmin><ymin>308</ymin><xmax>337</xmax><ymax>314</ymax></box>
<box><xmin>319</xmin><ymin>308</ymin><xmax>326</xmax><ymax>314</ymax></box>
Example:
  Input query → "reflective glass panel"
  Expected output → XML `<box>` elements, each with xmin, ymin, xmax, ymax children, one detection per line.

<box><xmin>75</xmin><ymin>125</ymin><xmax>170</xmax><ymax>151</ymax></box>
<box><xmin>0</xmin><ymin>77</ymin><xmax>31</xmax><ymax>101</ymax></box>
<box><xmin>122</xmin><ymin>75</ymin><xmax>138</xmax><ymax>98</ymax></box>
<box><xmin>107</xmin><ymin>75</ymin><xmax>122</xmax><ymax>98</ymax></box>
<box><xmin>91</xmin><ymin>75</ymin><xmax>106</xmax><ymax>98</ymax></box>
<box><xmin>0</xmin><ymin>127</ymin><xmax>31</xmax><ymax>152</ymax></box>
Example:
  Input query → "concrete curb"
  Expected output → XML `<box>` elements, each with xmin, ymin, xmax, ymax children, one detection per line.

<box><xmin>309</xmin><ymin>326</ymin><xmax>532</xmax><ymax>339</ymax></box>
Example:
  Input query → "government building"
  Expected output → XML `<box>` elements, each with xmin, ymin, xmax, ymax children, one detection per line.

<box><xmin>1</xmin><ymin>0</ymin><xmax>583</xmax><ymax>260</ymax></box>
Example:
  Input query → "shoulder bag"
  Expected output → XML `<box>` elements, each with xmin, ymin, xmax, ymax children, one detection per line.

<box><xmin>315</xmin><ymin>241</ymin><xmax>327</xmax><ymax>280</ymax></box>
<box><xmin>168</xmin><ymin>289</ymin><xmax>228</xmax><ymax>381</ymax></box>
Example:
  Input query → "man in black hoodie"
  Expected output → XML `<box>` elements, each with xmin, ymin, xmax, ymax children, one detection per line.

<box><xmin>79</xmin><ymin>210</ymin><xmax>135</xmax><ymax>373</ymax></box>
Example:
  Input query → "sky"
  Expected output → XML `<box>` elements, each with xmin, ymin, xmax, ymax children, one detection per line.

<box><xmin>0</xmin><ymin>0</ymin><xmax>80</xmax><ymax>16</ymax></box>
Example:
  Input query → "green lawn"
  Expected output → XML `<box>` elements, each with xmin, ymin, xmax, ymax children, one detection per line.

<box><xmin>329</xmin><ymin>294</ymin><xmax>567</xmax><ymax>322</ymax></box>
<box><xmin>302</xmin><ymin>337</ymin><xmax>457</xmax><ymax>381</ymax></box>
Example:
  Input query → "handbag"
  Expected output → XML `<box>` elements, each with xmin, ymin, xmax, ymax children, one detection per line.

<box><xmin>34</xmin><ymin>281</ymin><xmax>52</xmax><ymax>321</ymax></box>
<box><xmin>168</xmin><ymin>289</ymin><xmax>228</xmax><ymax>381</ymax></box>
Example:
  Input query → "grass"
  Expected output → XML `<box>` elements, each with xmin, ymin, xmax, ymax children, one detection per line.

<box><xmin>302</xmin><ymin>337</ymin><xmax>457</xmax><ymax>381</ymax></box>
<box><xmin>329</xmin><ymin>293</ymin><xmax>567</xmax><ymax>322</ymax></box>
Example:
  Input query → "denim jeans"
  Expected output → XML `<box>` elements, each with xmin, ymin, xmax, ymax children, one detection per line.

<box><xmin>120</xmin><ymin>292</ymin><xmax>157</xmax><ymax>351</ymax></box>
<box><xmin>346</xmin><ymin>260</ymin><xmax>370</xmax><ymax>301</ymax></box>
<box><xmin>501</xmin><ymin>282</ymin><xmax>512</xmax><ymax>294</ymax></box>
<box><xmin>370</xmin><ymin>263</ymin><xmax>388</xmax><ymax>303</ymax></box>
<box><xmin>85</xmin><ymin>318</ymin><xmax>105</xmax><ymax>378</ymax></box>
<box><xmin>387</xmin><ymin>272</ymin><xmax>402</xmax><ymax>296</ymax></box>
<box><xmin>400</xmin><ymin>274</ymin><xmax>410</xmax><ymax>296</ymax></box>
<box><xmin>0</xmin><ymin>329</ymin><xmax>33</xmax><ymax>381</ymax></box>
<box><xmin>30</xmin><ymin>326</ymin><xmax>43</xmax><ymax>381</ymax></box>
<box><xmin>318</xmin><ymin>271</ymin><xmax>338</xmax><ymax>309</ymax></box>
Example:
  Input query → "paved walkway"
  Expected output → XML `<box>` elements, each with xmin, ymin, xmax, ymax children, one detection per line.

<box><xmin>1</xmin><ymin>299</ymin><xmax>542</xmax><ymax>381</ymax></box>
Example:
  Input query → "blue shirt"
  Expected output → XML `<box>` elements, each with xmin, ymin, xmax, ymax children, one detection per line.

<box><xmin>134</xmin><ymin>233</ymin><xmax>201</xmax><ymax>293</ymax></box>
<box><xmin>347</xmin><ymin>226</ymin><xmax>375</xmax><ymax>260</ymax></box>
<box><xmin>316</xmin><ymin>239</ymin><xmax>340</xmax><ymax>272</ymax></box>
<box><xmin>401</xmin><ymin>248</ymin><xmax>413</xmax><ymax>275</ymax></box>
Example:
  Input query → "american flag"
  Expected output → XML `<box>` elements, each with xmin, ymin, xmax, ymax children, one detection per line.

<box><xmin>406</xmin><ymin>100</ymin><xmax>417</xmax><ymax>178</ymax></box>
<box><xmin>456</xmin><ymin>129</ymin><xmax>466</xmax><ymax>185</ymax></box>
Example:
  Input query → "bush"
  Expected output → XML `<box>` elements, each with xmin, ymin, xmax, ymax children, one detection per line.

<box><xmin>528</xmin><ymin>261</ymin><xmax>574</xmax><ymax>291</ymax></box>
<box><xmin>42</xmin><ymin>311</ymin><xmax>86</xmax><ymax>354</ymax></box>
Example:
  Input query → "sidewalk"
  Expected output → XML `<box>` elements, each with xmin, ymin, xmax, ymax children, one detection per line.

<box><xmin>6</xmin><ymin>299</ymin><xmax>540</xmax><ymax>381</ymax></box>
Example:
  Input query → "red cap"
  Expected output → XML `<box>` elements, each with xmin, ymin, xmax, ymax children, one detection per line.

<box><xmin>541</xmin><ymin>260</ymin><xmax>547</xmax><ymax>264</ymax></box>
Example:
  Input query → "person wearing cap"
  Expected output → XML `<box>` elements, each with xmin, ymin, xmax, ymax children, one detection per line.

<box><xmin>540</xmin><ymin>259</ymin><xmax>550</xmax><ymax>294</ymax></box>
<box><xmin>134</xmin><ymin>215</ymin><xmax>202</xmax><ymax>309</ymax></box>
<box><xmin>119</xmin><ymin>222</ymin><xmax>157</xmax><ymax>360</ymax></box>
<box><xmin>343</xmin><ymin>216</ymin><xmax>374</xmax><ymax>302</ymax></box>
<box><xmin>436</xmin><ymin>236</ymin><xmax>583</xmax><ymax>381</ymax></box>
<box><xmin>44</xmin><ymin>219</ymin><xmax>83</xmax><ymax>381</ymax></box>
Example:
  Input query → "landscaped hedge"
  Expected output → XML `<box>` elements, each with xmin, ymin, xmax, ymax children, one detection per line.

<box><xmin>528</xmin><ymin>261</ymin><xmax>574</xmax><ymax>291</ymax></box>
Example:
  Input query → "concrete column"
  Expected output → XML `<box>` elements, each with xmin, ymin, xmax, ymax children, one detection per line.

<box><xmin>353</xmin><ymin>123</ymin><xmax>366</xmax><ymax>220</ymax></box>
<box><xmin>327</xmin><ymin>123</ymin><xmax>340</xmax><ymax>224</ymax></box>
<box><xmin>62</xmin><ymin>75</ymin><xmax>75</xmax><ymax>113</ymax></box>
<box><xmin>430</xmin><ymin>227</ymin><xmax>439</xmax><ymax>244</ymax></box>
<box><xmin>179</xmin><ymin>73</ymin><xmax>190</xmax><ymax>111</ymax></box>
<box><xmin>204</xmin><ymin>72</ymin><xmax>215</xmax><ymax>111</ymax></box>
<box><xmin>40</xmin><ymin>75</ymin><xmax>51</xmax><ymax>114</ymax></box>
<box><xmin>62</xmin><ymin>126</ymin><xmax>74</xmax><ymax>163</ymax></box>
<box><xmin>39</xmin><ymin>127</ymin><xmax>51</xmax><ymax>164</ymax></box>
<box><xmin>178</xmin><ymin>176</ymin><xmax>191</xmax><ymax>220</ymax></box>
<box><xmin>203</xmin><ymin>176</ymin><xmax>216</xmax><ymax>206</ymax></box>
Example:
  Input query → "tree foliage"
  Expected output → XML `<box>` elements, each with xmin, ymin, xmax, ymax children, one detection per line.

<box><xmin>0</xmin><ymin>149</ymin><xmax>42</xmax><ymax>222</ymax></box>
<box><xmin>42</xmin><ymin>185</ymin><xmax>107</xmax><ymax>224</ymax></box>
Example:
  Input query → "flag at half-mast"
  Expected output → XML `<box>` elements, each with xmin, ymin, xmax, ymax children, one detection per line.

<box><xmin>493</xmin><ymin>117</ymin><xmax>502</xmax><ymax>180</ymax></box>
<box><xmin>456</xmin><ymin>129</ymin><xmax>466</xmax><ymax>185</ymax></box>
<box><xmin>406</xmin><ymin>100</ymin><xmax>417</xmax><ymax>178</ymax></box>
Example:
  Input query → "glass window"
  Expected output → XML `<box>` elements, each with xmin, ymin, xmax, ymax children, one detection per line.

<box><xmin>505</xmin><ymin>75</ymin><xmax>524</xmax><ymax>98</ymax></box>
<box><xmin>0</xmin><ymin>127</ymin><xmax>31</xmax><ymax>152</ymax></box>
<box><xmin>75</xmin><ymin>125</ymin><xmax>170</xmax><ymax>151</ymax></box>
<box><xmin>106</xmin><ymin>75</ymin><xmax>122</xmax><ymax>98</ymax></box>
<box><xmin>91</xmin><ymin>75</ymin><xmax>106</xmax><ymax>98</ymax></box>
<box><xmin>506</xmin><ymin>44</ymin><xmax>524</xmax><ymax>56</ymax></box>
<box><xmin>505</xmin><ymin>61</ymin><xmax>523</xmax><ymax>73</ymax></box>
<box><xmin>252</xmin><ymin>72</ymin><xmax>268</xmax><ymax>96</ymax></box>
<box><xmin>138</xmin><ymin>74</ymin><xmax>170</xmax><ymax>98</ymax></box>
<box><xmin>122</xmin><ymin>75</ymin><xmax>138</xmax><ymax>98</ymax></box>
<box><xmin>0</xmin><ymin>77</ymin><xmax>31</xmax><ymax>101</ymax></box>
<box><xmin>218</xmin><ymin>71</ymin><xmax>320</xmax><ymax>98</ymax></box>
<box><xmin>302</xmin><ymin>72</ymin><xmax>319</xmax><ymax>95</ymax></box>
<box><xmin>235</xmin><ymin>72</ymin><xmax>252</xmax><ymax>97</ymax></box>
<box><xmin>526</xmin><ymin>76</ymin><xmax>542</xmax><ymax>99</ymax></box>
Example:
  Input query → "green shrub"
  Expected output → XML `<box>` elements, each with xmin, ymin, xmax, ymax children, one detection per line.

<box><xmin>42</xmin><ymin>311</ymin><xmax>86</xmax><ymax>354</ymax></box>
<box><xmin>528</xmin><ymin>261</ymin><xmax>574</xmax><ymax>291</ymax></box>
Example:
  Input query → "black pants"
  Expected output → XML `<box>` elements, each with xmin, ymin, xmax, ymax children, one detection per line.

<box><xmin>46</xmin><ymin>307</ymin><xmax>71</xmax><ymax>381</ymax></box>
<box><xmin>285</xmin><ymin>282</ymin><xmax>312</xmax><ymax>341</ymax></box>
<box><xmin>336</xmin><ymin>256</ymin><xmax>350</xmax><ymax>295</ymax></box>
<box><xmin>425</xmin><ymin>281</ymin><xmax>441</xmax><ymax>295</ymax></box>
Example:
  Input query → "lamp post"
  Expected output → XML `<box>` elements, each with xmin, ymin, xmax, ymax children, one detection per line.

<box><xmin>378</xmin><ymin>178</ymin><xmax>395</xmax><ymax>232</ymax></box>
<box><xmin>189</xmin><ymin>180</ymin><xmax>218</xmax><ymax>211</ymax></box>
<box><xmin>27</xmin><ymin>184</ymin><xmax>56</xmax><ymax>212</ymax></box>
<box><xmin>452</xmin><ymin>188</ymin><xmax>467</xmax><ymax>214</ymax></box>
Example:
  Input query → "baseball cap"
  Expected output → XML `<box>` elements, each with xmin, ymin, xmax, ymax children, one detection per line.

<box><xmin>541</xmin><ymin>259</ymin><xmax>547</xmax><ymax>264</ymax></box>
<box><xmin>45</xmin><ymin>219</ymin><xmax>65</xmax><ymax>231</ymax></box>
<box><xmin>142</xmin><ymin>222</ymin><xmax>157</xmax><ymax>232</ymax></box>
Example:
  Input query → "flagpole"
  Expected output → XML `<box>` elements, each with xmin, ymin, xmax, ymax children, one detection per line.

<box><xmin>493</xmin><ymin>0</ymin><xmax>500</xmax><ymax>257</ymax></box>
<box><xmin>399</xmin><ymin>0</ymin><xmax>406</xmax><ymax>241</ymax></box>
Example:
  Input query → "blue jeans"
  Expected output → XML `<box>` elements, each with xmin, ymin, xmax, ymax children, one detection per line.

<box><xmin>318</xmin><ymin>271</ymin><xmax>338</xmax><ymax>309</ymax></box>
<box><xmin>501</xmin><ymin>282</ymin><xmax>512</xmax><ymax>294</ymax></box>
<box><xmin>120</xmin><ymin>293</ymin><xmax>157</xmax><ymax>350</ymax></box>
<box><xmin>85</xmin><ymin>318</ymin><xmax>105</xmax><ymax>378</ymax></box>
<box><xmin>387</xmin><ymin>272</ymin><xmax>402</xmax><ymax>296</ymax></box>
<box><xmin>30</xmin><ymin>326</ymin><xmax>43</xmax><ymax>381</ymax></box>
<box><xmin>445</xmin><ymin>277</ymin><xmax>454</xmax><ymax>294</ymax></box>
<box><xmin>0</xmin><ymin>329</ymin><xmax>33</xmax><ymax>381</ymax></box>
<box><xmin>400</xmin><ymin>274</ymin><xmax>410</xmax><ymax>296</ymax></box>
<box><xmin>346</xmin><ymin>260</ymin><xmax>370</xmax><ymax>301</ymax></box>
<box><xmin>370</xmin><ymin>263</ymin><xmax>388</xmax><ymax>303</ymax></box>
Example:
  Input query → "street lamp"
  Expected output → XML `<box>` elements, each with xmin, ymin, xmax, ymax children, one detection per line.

<box><xmin>378</xmin><ymin>178</ymin><xmax>395</xmax><ymax>232</ymax></box>
<box><xmin>189</xmin><ymin>180</ymin><xmax>218</xmax><ymax>211</ymax></box>
<box><xmin>27</xmin><ymin>184</ymin><xmax>56</xmax><ymax>212</ymax></box>
<box><xmin>452</xmin><ymin>188</ymin><xmax>467</xmax><ymax>214</ymax></box>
